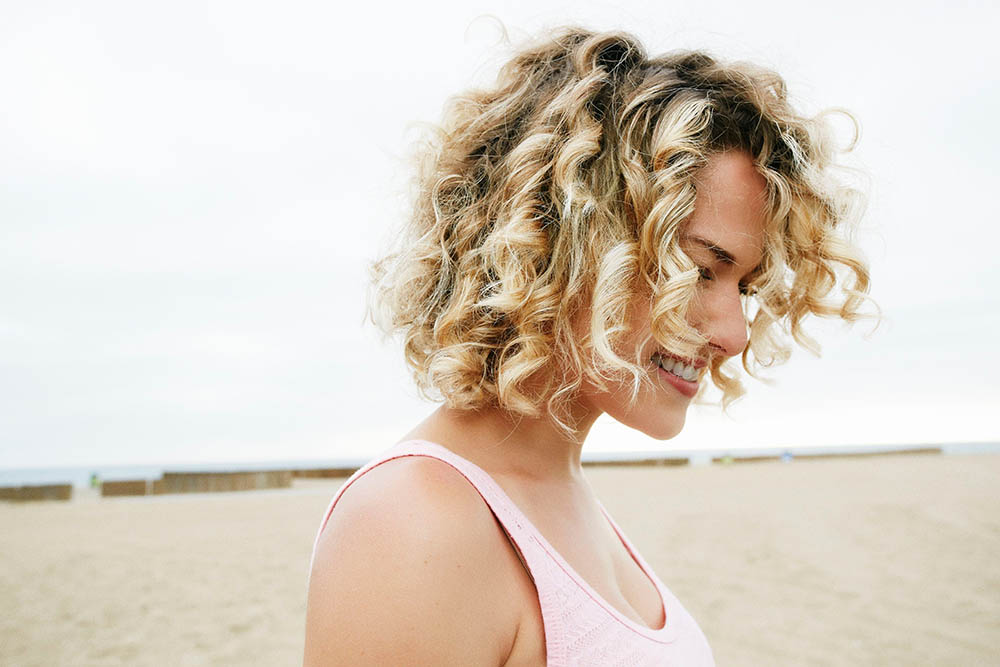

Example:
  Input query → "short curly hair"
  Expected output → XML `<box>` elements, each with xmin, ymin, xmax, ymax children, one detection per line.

<box><xmin>370</xmin><ymin>27</ymin><xmax>872</xmax><ymax>432</ymax></box>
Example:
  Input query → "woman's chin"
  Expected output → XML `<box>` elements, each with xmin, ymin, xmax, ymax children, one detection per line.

<box><xmin>630</xmin><ymin>413</ymin><xmax>687</xmax><ymax>441</ymax></box>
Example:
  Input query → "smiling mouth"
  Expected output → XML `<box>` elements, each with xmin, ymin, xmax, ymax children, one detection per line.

<box><xmin>651</xmin><ymin>352</ymin><xmax>703</xmax><ymax>383</ymax></box>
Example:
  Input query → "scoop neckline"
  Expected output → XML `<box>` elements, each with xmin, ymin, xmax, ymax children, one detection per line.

<box><xmin>396</xmin><ymin>439</ymin><xmax>675</xmax><ymax>641</ymax></box>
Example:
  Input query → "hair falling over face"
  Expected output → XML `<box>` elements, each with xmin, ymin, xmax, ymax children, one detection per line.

<box><xmin>369</xmin><ymin>27</ymin><xmax>873</xmax><ymax>436</ymax></box>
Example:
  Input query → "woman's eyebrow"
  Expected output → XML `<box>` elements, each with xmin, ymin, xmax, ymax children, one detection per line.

<box><xmin>683</xmin><ymin>235</ymin><xmax>737</xmax><ymax>265</ymax></box>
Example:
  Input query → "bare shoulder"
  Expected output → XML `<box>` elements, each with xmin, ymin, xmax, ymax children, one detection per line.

<box><xmin>304</xmin><ymin>456</ymin><xmax>524</xmax><ymax>666</ymax></box>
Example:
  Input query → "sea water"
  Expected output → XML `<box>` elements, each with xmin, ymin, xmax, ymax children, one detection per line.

<box><xmin>1</xmin><ymin>443</ymin><xmax>997</xmax><ymax>488</ymax></box>
<box><xmin>0</xmin><ymin>457</ymin><xmax>368</xmax><ymax>489</ymax></box>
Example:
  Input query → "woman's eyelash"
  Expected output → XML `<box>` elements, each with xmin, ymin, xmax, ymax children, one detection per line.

<box><xmin>698</xmin><ymin>265</ymin><xmax>757</xmax><ymax>297</ymax></box>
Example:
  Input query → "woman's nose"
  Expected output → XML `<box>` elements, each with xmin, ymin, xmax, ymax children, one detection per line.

<box><xmin>700</xmin><ymin>289</ymin><xmax>749</xmax><ymax>359</ymax></box>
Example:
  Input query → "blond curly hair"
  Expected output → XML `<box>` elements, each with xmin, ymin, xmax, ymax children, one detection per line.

<box><xmin>370</xmin><ymin>27</ymin><xmax>871</xmax><ymax>432</ymax></box>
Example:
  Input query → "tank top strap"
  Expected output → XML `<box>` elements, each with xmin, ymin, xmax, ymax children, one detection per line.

<box><xmin>311</xmin><ymin>439</ymin><xmax>551</xmax><ymax>575</ymax></box>
<box><xmin>384</xmin><ymin>440</ymin><xmax>543</xmax><ymax>545</ymax></box>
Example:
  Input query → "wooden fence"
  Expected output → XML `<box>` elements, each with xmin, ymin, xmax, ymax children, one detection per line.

<box><xmin>98</xmin><ymin>470</ymin><xmax>293</xmax><ymax>497</ymax></box>
<box><xmin>0</xmin><ymin>484</ymin><xmax>73</xmax><ymax>502</ymax></box>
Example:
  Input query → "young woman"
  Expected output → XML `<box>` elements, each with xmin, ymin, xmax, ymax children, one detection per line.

<box><xmin>304</xmin><ymin>27</ymin><xmax>870</xmax><ymax>666</ymax></box>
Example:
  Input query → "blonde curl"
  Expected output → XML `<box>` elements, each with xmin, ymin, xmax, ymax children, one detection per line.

<box><xmin>370</xmin><ymin>27</ymin><xmax>874</xmax><ymax>433</ymax></box>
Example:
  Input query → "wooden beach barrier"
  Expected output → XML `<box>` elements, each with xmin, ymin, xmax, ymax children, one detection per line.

<box><xmin>291</xmin><ymin>467</ymin><xmax>359</xmax><ymax>479</ymax></box>
<box><xmin>583</xmin><ymin>457</ymin><xmax>689</xmax><ymax>467</ymax></box>
<box><xmin>711</xmin><ymin>454</ymin><xmax>781</xmax><ymax>464</ymax></box>
<box><xmin>100</xmin><ymin>480</ymin><xmax>151</xmax><ymax>497</ymax></box>
<box><xmin>94</xmin><ymin>471</ymin><xmax>294</xmax><ymax>498</ymax></box>
<box><xmin>152</xmin><ymin>470</ymin><xmax>293</xmax><ymax>494</ymax></box>
<box><xmin>0</xmin><ymin>484</ymin><xmax>73</xmax><ymax>502</ymax></box>
<box><xmin>795</xmin><ymin>446</ymin><xmax>942</xmax><ymax>460</ymax></box>
<box><xmin>712</xmin><ymin>446</ymin><xmax>943</xmax><ymax>464</ymax></box>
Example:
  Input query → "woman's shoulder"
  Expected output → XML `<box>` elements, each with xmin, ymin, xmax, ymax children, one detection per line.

<box><xmin>319</xmin><ymin>452</ymin><xmax>497</xmax><ymax>538</ymax></box>
<box><xmin>304</xmin><ymin>455</ymin><xmax>526</xmax><ymax>666</ymax></box>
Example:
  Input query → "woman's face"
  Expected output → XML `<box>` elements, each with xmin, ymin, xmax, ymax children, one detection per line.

<box><xmin>580</xmin><ymin>150</ymin><xmax>768</xmax><ymax>439</ymax></box>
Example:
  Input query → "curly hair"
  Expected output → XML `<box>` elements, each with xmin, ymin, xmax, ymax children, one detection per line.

<box><xmin>370</xmin><ymin>27</ymin><xmax>872</xmax><ymax>432</ymax></box>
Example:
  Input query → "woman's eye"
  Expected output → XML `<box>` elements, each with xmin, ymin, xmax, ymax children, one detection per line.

<box><xmin>698</xmin><ymin>265</ymin><xmax>757</xmax><ymax>296</ymax></box>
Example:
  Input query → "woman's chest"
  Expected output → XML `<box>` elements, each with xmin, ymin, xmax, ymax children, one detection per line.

<box><xmin>542</xmin><ymin>506</ymin><xmax>666</xmax><ymax>628</ymax></box>
<box><xmin>500</xmin><ymin>497</ymin><xmax>666</xmax><ymax>665</ymax></box>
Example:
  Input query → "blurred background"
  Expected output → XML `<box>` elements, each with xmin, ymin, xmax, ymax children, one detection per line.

<box><xmin>2</xmin><ymin>0</ymin><xmax>998</xmax><ymax>470</ymax></box>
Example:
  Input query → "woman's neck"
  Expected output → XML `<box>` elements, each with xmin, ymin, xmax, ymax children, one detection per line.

<box><xmin>402</xmin><ymin>403</ymin><xmax>600</xmax><ymax>483</ymax></box>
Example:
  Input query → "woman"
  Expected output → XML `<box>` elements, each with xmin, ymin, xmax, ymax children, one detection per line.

<box><xmin>304</xmin><ymin>27</ymin><xmax>870</xmax><ymax>666</ymax></box>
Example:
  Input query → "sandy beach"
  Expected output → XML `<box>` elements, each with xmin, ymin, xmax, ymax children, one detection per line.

<box><xmin>2</xmin><ymin>452</ymin><xmax>998</xmax><ymax>666</ymax></box>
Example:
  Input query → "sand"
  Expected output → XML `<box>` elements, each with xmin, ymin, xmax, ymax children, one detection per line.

<box><xmin>2</xmin><ymin>453</ymin><xmax>998</xmax><ymax>666</ymax></box>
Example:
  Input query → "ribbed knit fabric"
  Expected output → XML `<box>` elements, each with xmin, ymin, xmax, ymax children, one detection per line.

<box><xmin>312</xmin><ymin>440</ymin><xmax>715</xmax><ymax>666</ymax></box>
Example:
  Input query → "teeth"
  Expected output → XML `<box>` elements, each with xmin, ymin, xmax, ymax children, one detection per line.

<box><xmin>654</xmin><ymin>353</ymin><xmax>699</xmax><ymax>383</ymax></box>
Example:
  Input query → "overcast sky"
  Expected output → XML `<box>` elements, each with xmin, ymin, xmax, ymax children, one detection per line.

<box><xmin>2</xmin><ymin>0</ymin><xmax>998</xmax><ymax>468</ymax></box>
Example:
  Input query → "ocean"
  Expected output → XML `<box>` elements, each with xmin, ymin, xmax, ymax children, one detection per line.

<box><xmin>2</xmin><ymin>442</ymin><xmax>998</xmax><ymax>489</ymax></box>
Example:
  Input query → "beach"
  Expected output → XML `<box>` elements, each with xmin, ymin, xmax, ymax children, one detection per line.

<box><xmin>2</xmin><ymin>452</ymin><xmax>998</xmax><ymax>666</ymax></box>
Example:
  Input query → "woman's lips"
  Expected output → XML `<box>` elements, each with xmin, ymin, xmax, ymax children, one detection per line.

<box><xmin>656</xmin><ymin>363</ymin><xmax>700</xmax><ymax>398</ymax></box>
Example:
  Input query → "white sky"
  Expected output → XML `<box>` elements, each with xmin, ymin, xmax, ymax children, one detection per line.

<box><xmin>2</xmin><ymin>0</ymin><xmax>998</xmax><ymax>468</ymax></box>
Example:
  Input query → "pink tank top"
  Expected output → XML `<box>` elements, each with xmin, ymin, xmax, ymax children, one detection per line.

<box><xmin>311</xmin><ymin>440</ymin><xmax>715</xmax><ymax>666</ymax></box>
